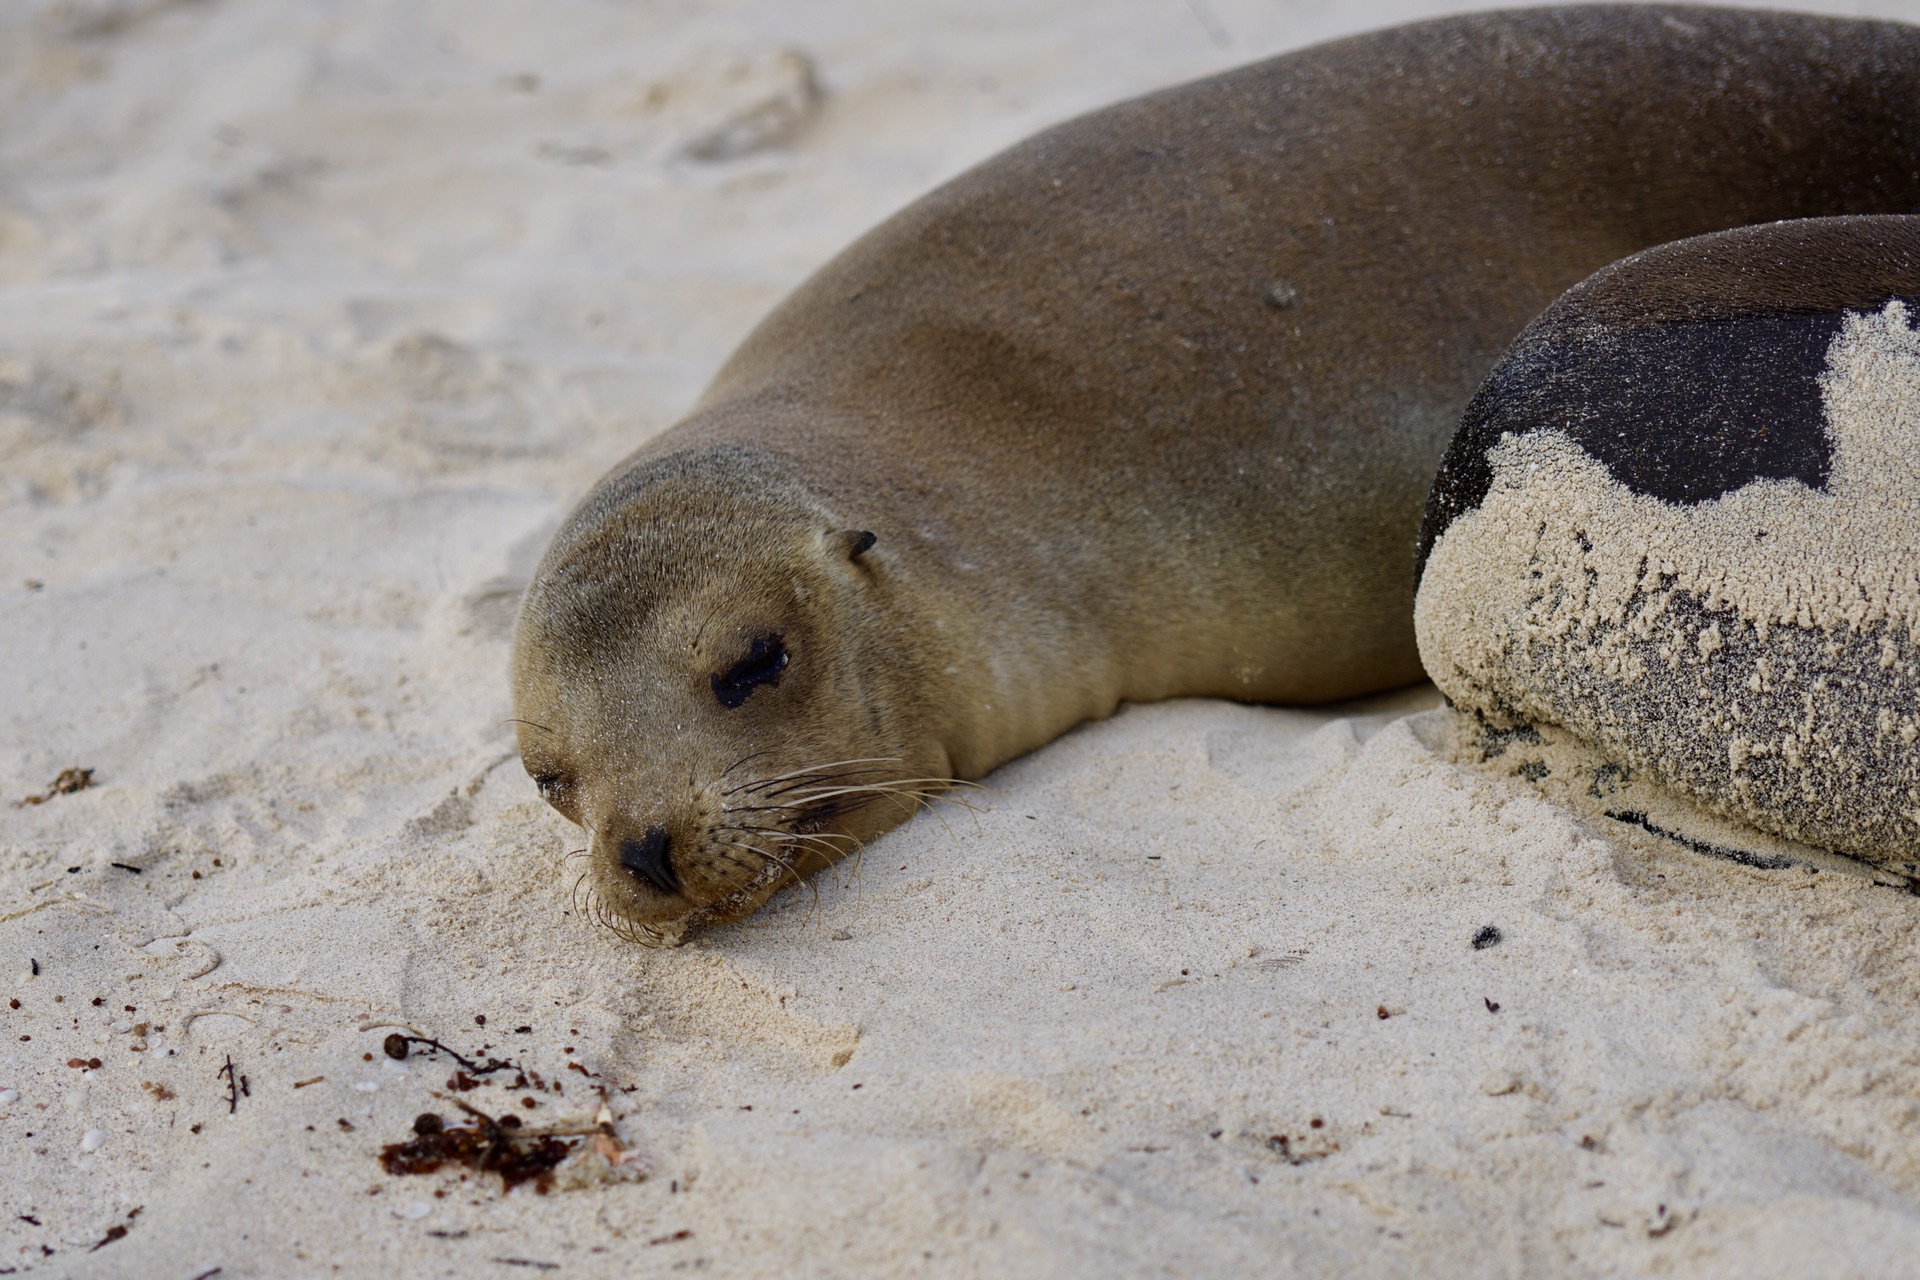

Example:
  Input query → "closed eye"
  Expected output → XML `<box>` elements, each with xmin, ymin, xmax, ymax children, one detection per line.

<box><xmin>711</xmin><ymin>634</ymin><xmax>789</xmax><ymax>709</ymax></box>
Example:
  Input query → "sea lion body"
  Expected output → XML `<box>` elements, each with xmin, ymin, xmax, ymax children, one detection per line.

<box><xmin>1416</xmin><ymin>217</ymin><xmax>1920</xmax><ymax>873</ymax></box>
<box><xmin>513</xmin><ymin>6</ymin><xmax>1920</xmax><ymax>939</ymax></box>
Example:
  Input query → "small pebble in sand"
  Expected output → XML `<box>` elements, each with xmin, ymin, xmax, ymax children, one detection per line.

<box><xmin>79</xmin><ymin>1129</ymin><xmax>108</xmax><ymax>1152</ymax></box>
<box><xmin>1263</xmin><ymin>279</ymin><xmax>1302</xmax><ymax>310</ymax></box>
<box><xmin>0</xmin><ymin>1089</ymin><xmax>18</xmax><ymax>1106</ymax></box>
<box><xmin>395</xmin><ymin>1200</ymin><xmax>432</xmax><ymax>1220</ymax></box>
<box><xmin>356</xmin><ymin>1081</ymin><xmax>381</xmax><ymax>1092</ymax></box>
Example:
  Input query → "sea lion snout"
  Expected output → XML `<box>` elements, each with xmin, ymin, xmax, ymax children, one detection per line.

<box><xmin>584</xmin><ymin>800</ymin><xmax>767</xmax><ymax>938</ymax></box>
<box><xmin>615</xmin><ymin>825</ymin><xmax>678</xmax><ymax>896</ymax></box>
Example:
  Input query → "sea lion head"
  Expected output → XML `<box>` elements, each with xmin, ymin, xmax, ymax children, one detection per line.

<box><xmin>511</xmin><ymin>444</ymin><xmax>946</xmax><ymax>944</ymax></box>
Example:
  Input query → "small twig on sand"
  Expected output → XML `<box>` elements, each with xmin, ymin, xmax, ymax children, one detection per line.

<box><xmin>381</xmin><ymin>1032</ymin><xmax>517</xmax><ymax>1076</ymax></box>
<box><xmin>217</xmin><ymin>1054</ymin><xmax>249</xmax><ymax>1114</ymax></box>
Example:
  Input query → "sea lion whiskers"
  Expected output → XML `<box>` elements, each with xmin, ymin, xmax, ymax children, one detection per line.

<box><xmin>720</xmin><ymin>788</ymin><xmax>927</xmax><ymax>834</ymax></box>
<box><xmin>773</xmin><ymin>778</ymin><xmax>969</xmax><ymax>805</ymax></box>
<box><xmin>716</xmin><ymin>759</ymin><xmax>962</xmax><ymax>847</ymax></box>
<box><xmin>691</xmin><ymin>597</ymin><xmax>725</xmax><ymax>652</ymax></box>
<box><xmin>582</xmin><ymin>880</ymin><xmax>611</xmax><ymax>936</ymax></box>
<box><xmin>719</xmin><ymin>779</ymin><xmax>982</xmax><ymax>879</ymax></box>
<box><xmin>721</xmin><ymin>756</ymin><xmax>908</xmax><ymax>798</ymax></box>
<box><xmin>580</xmin><ymin>881</ymin><xmax>614</xmax><ymax>938</ymax></box>
<box><xmin>711</xmin><ymin>824</ymin><xmax>864</xmax><ymax>893</ymax></box>
<box><xmin>646</xmin><ymin>853</ymin><xmax>807</xmax><ymax>942</ymax></box>
<box><xmin>598</xmin><ymin>890</ymin><xmax>657</xmax><ymax>947</ymax></box>
<box><xmin>718</xmin><ymin>749</ymin><xmax>779</xmax><ymax>782</ymax></box>
<box><xmin>709</xmin><ymin>820</ymin><xmax>859</xmax><ymax>852</ymax></box>
<box><xmin>713</xmin><ymin>837</ymin><xmax>822</xmax><ymax>915</ymax></box>
<box><xmin>723</xmin><ymin>768</ymin><xmax>973</xmax><ymax>815</ymax></box>
<box><xmin>568</xmin><ymin>870</ymin><xmax>660</xmax><ymax>947</ymax></box>
<box><xmin>705</xmin><ymin>814</ymin><xmax>890</xmax><ymax>926</ymax></box>
<box><xmin>768</xmin><ymin>829</ymin><xmax>863</xmax><ymax>858</ymax></box>
<box><xmin>581</xmin><ymin>879</ymin><xmax>650</xmax><ymax>946</ymax></box>
<box><xmin>732</xmin><ymin>768</ymin><xmax>908</xmax><ymax>805</ymax></box>
<box><xmin>757</xmin><ymin>778</ymin><xmax>975</xmax><ymax>830</ymax></box>
<box><xmin>902</xmin><ymin>786</ymin><xmax>988</xmax><ymax>842</ymax></box>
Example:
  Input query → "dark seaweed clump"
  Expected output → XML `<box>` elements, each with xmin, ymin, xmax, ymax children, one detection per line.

<box><xmin>379</xmin><ymin>1105</ymin><xmax>579</xmax><ymax>1193</ymax></box>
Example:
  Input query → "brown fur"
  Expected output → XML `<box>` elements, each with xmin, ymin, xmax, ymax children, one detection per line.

<box><xmin>513</xmin><ymin>6</ymin><xmax>1920</xmax><ymax>940</ymax></box>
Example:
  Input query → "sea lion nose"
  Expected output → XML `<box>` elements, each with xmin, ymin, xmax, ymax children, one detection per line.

<box><xmin>618</xmin><ymin>826</ymin><xmax>679</xmax><ymax>896</ymax></box>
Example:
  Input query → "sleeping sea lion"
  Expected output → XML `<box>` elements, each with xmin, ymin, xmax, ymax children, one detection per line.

<box><xmin>511</xmin><ymin>6</ymin><xmax>1920</xmax><ymax>942</ymax></box>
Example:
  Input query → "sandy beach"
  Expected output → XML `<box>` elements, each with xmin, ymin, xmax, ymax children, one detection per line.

<box><xmin>6</xmin><ymin>0</ymin><xmax>1920</xmax><ymax>1275</ymax></box>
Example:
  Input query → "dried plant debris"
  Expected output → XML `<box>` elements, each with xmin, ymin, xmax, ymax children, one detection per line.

<box><xmin>382</xmin><ymin>1031</ymin><xmax>517</xmax><ymax>1076</ymax></box>
<box><xmin>1262</xmin><ymin>1120</ymin><xmax>1340</xmax><ymax>1165</ymax></box>
<box><xmin>370</xmin><ymin>1023</ymin><xmax>643</xmax><ymax>1191</ymax></box>
<box><xmin>380</xmin><ymin>1103</ymin><xmax>586</xmax><ymax>1194</ymax></box>
<box><xmin>89</xmin><ymin>1206</ymin><xmax>141</xmax><ymax>1251</ymax></box>
<box><xmin>380</xmin><ymin>1093</ymin><xmax>644</xmax><ymax>1194</ymax></box>
<box><xmin>14</xmin><ymin>766</ymin><xmax>94</xmax><ymax>807</ymax></box>
<box><xmin>218</xmin><ymin>1054</ymin><xmax>248</xmax><ymax>1113</ymax></box>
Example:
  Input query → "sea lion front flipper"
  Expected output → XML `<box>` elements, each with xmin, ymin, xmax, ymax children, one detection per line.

<box><xmin>1416</xmin><ymin>215</ymin><xmax>1920</xmax><ymax>876</ymax></box>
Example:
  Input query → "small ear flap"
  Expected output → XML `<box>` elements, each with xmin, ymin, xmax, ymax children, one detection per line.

<box><xmin>836</xmin><ymin>529</ymin><xmax>877</xmax><ymax>561</ymax></box>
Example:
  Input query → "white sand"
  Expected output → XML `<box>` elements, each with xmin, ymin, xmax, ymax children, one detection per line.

<box><xmin>5</xmin><ymin>1</ymin><xmax>1920</xmax><ymax>1275</ymax></box>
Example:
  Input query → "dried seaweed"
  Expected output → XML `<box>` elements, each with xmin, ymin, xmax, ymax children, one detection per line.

<box><xmin>378</xmin><ymin>1103</ymin><xmax>585</xmax><ymax>1194</ymax></box>
<box><xmin>14</xmin><ymin>767</ymin><xmax>94</xmax><ymax>808</ymax></box>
